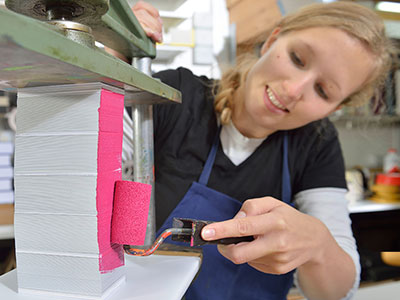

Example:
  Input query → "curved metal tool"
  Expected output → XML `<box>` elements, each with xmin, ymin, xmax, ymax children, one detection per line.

<box><xmin>124</xmin><ymin>218</ymin><xmax>255</xmax><ymax>257</ymax></box>
<box><xmin>124</xmin><ymin>228</ymin><xmax>193</xmax><ymax>257</ymax></box>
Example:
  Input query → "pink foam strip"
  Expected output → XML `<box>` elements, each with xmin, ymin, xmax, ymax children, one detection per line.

<box><xmin>98</xmin><ymin>89</ymin><xmax>125</xmax><ymax>114</ymax></box>
<box><xmin>96</xmin><ymin>171</ymin><xmax>121</xmax><ymax>215</ymax></box>
<box><xmin>99</xmin><ymin>244</ymin><xmax>125</xmax><ymax>274</ymax></box>
<box><xmin>111</xmin><ymin>180</ymin><xmax>152</xmax><ymax>245</ymax></box>
<box><xmin>99</xmin><ymin>89</ymin><xmax>125</xmax><ymax>133</ymax></box>
<box><xmin>98</xmin><ymin>113</ymin><xmax>125</xmax><ymax>133</ymax></box>
<box><xmin>97</xmin><ymin>133</ymin><xmax>123</xmax><ymax>173</ymax></box>
<box><xmin>97</xmin><ymin>88</ymin><xmax>125</xmax><ymax>272</ymax></box>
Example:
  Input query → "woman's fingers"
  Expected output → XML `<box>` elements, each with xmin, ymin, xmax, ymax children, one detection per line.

<box><xmin>201</xmin><ymin>197</ymin><xmax>285</xmax><ymax>241</ymax></box>
<box><xmin>217</xmin><ymin>236</ymin><xmax>272</xmax><ymax>264</ymax></box>
<box><xmin>133</xmin><ymin>1</ymin><xmax>160</xmax><ymax>18</ymax></box>
<box><xmin>132</xmin><ymin>1</ymin><xmax>163</xmax><ymax>43</ymax></box>
<box><xmin>202</xmin><ymin>215</ymin><xmax>264</xmax><ymax>240</ymax></box>
<box><xmin>201</xmin><ymin>211</ymin><xmax>287</xmax><ymax>242</ymax></box>
<box><xmin>240</xmin><ymin>197</ymin><xmax>282</xmax><ymax>216</ymax></box>
<box><xmin>217</xmin><ymin>235</ymin><xmax>300</xmax><ymax>274</ymax></box>
<box><xmin>217</xmin><ymin>234</ymin><xmax>290</xmax><ymax>265</ymax></box>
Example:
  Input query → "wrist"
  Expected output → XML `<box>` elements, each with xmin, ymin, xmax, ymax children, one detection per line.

<box><xmin>304</xmin><ymin>218</ymin><xmax>334</xmax><ymax>268</ymax></box>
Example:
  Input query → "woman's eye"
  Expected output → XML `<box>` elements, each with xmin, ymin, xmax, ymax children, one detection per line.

<box><xmin>290</xmin><ymin>52</ymin><xmax>304</xmax><ymax>67</ymax></box>
<box><xmin>316</xmin><ymin>83</ymin><xmax>328</xmax><ymax>99</ymax></box>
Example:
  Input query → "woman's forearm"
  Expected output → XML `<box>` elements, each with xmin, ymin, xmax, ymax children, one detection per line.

<box><xmin>297</xmin><ymin>234</ymin><xmax>356</xmax><ymax>300</ymax></box>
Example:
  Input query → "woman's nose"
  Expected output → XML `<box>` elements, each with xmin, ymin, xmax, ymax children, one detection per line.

<box><xmin>282</xmin><ymin>74</ymin><xmax>312</xmax><ymax>102</ymax></box>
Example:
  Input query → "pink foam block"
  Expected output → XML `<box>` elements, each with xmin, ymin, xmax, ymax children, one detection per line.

<box><xmin>97</xmin><ymin>88</ymin><xmax>124</xmax><ymax>273</ymax></box>
<box><xmin>111</xmin><ymin>180</ymin><xmax>152</xmax><ymax>245</ymax></box>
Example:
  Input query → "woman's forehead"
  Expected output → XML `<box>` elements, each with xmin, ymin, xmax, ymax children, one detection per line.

<box><xmin>279</xmin><ymin>27</ymin><xmax>375</xmax><ymax>97</ymax></box>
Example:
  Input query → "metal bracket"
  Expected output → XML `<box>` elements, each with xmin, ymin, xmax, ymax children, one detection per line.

<box><xmin>0</xmin><ymin>7</ymin><xmax>181</xmax><ymax>104</ymax></box>
<box><xmin>5</xmin><ymin>0</ymin><xmax>156</xmax><ymax>59</ymax></box>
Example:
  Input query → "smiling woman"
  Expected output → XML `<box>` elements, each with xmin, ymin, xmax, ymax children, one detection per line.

<box><xmin>130</xmin><ymin>1</ymin><xmax>397</xmax><ymax>300</ymax></box>
<box><xmin>232</xmin><ymin>26</ymin><xmax>377</xmax><ymax>138</ymax></box>
<box><xmin>215</xmin><ymin>2</ymin><xmax>395</xmax><ymax>130</ymax></box>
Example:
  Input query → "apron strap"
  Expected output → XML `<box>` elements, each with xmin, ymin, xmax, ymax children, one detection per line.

<box><xmin>281</xmin><ymin>132</ymin><xmax>292</xmax><ymax>204</ymax></box>
<box><xmin>199</xmin><ymin>126</ymin><xmax>222</xmax><ymax>185</ymax></box>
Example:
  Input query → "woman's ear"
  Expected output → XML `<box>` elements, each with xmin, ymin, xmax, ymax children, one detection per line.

<box><xmin>260</xmin><ymin>27</ymin><xmax>281</xmax><ymax>55</ymax></box>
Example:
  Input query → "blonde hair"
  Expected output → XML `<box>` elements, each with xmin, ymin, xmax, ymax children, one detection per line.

<box><xmin>214</xmin><ymin>1</ymin><xmax>397</xmax><ymax>125</ymax></box>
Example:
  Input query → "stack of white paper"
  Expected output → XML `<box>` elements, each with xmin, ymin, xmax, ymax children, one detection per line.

<box><xmin>14</xmin><ymin>83</ymin><xmax>126</xmax><ymax>298</ymax></box>
<box><xmin>0</xmin><ymin>139</ymin><xmax>14</xmax><ymax>204</ymax></box>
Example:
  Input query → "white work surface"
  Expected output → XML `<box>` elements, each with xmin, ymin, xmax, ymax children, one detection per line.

<box><xmin>348</xmin><ymin>199</ymin><xmax>400</xmax><ymax>214</ymax></box>
<box><xmin>353</xmin><ymin>280</ymin><xmax>400</xmax><ymax>299</ymax></box>
<box><xmin>0</xmin><ymin>253</ymin><xmax>201</xmax><ymax>300</ymax></box>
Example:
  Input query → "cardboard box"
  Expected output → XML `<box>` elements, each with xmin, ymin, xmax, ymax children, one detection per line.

<box><xmin>0</xmin><ymin>204</ymin><xmax>14</xmax><ymax>225</ymax></box>
<box><xmin>227</xmin><ymin>0</ymin><xmax>282</xmax><ymax>45</ymax></box>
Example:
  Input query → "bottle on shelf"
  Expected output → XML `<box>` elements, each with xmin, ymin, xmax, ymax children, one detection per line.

<box><xmin>383</xmin><ymin>148</ymin><xmax>400</xmax><ymax>173</ymax></box>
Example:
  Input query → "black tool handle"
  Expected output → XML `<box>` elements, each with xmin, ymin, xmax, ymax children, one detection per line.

<box><xmin>172</xmin><ymin>218</ymin><xmax>255</xmax><ymax>246</ymax></box>
<box><xmin>207</xmin><ymin>235</ymin><xmax>255</xmax><ymax>245</ymax></box>
<box><xmin>199</xmin><ymin>220</ymin><xmax>255</xmax><ymax>245</ymax></box>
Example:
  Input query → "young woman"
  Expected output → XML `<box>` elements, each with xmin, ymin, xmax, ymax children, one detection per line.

<box><xmin>131</xmin><ymin>1</ymin><xmax>395</xmax><ymax>299</ymax></box>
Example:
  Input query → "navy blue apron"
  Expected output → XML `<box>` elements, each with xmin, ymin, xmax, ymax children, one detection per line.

<box><xmin>157</xmin><ymin>128</ymin><xmax>294</xmax><ymax>300</ymax></box>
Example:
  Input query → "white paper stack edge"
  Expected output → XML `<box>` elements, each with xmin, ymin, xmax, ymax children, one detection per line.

<box><xmin>0</xmin><ymin>132</ymin><xmax>14</xmax><ymax>204</ymax></box>
<box><xmin>14</xmin><ymin>83</ymin><xmax>126</xmax><ymax>299</ymax></box>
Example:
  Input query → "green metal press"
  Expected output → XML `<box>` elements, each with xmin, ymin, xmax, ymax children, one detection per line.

<box><xmin>0</xmin><ymin>0</ymin><xmax>182</xmax><ymax>246</ymax></box>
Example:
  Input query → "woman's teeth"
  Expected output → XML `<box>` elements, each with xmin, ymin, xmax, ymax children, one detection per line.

<box><xmin>267</xmin><ymin>88</ymin><xmax>286</xmax><ymax>110</ymax></box>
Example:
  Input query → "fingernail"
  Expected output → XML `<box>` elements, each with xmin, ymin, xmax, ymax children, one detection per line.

<box><xmin>158</xmin><ymin>17</ymin><xmax>163</xmax><ymax>25</ymax></box>
<box><xmin>235</xmin><ymin>211</ymin><xmax>246</xmax><ymax>219</ymax></box>
<box><xmin>155</xmin><ymin>32</ymin><xmax>163</xmax><ymax>43</ymax></box>
<box><xmin>202</xmin><ymin>228</ymin><xmax>215</xmax><ymax>240</ymax></box>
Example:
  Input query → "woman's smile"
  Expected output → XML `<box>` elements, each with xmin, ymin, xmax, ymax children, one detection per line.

<box><xmin>264</xmin><ymin>86</ymin><xmax>288</xmax><ymax>114</ymax></box>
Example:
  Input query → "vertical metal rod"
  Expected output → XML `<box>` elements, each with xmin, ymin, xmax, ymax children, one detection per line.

<box><xmin>131</xmin><ymin>57</ymin><xmax>155</xmax><ymax>247</ymax></box>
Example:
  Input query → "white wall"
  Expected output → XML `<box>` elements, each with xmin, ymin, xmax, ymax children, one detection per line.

<box><xmin>149</xmin><ymin>0</ymin><xmax>230</xmax><ymax>79</ymax></box>
<box><xmin>336</xmin><ymin>124</ymin><xmax>400</xmax><ymax>169</ymax></box>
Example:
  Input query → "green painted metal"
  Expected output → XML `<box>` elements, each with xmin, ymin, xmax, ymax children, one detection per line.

<box><xmin>5</xmin><ymin>0</ymin><xmax>156</xmax><ymax>59</ymax></box>
<box><xmin>99</xmin><ymin>0</ymin><xmax>156</xmax><ymax>58</ymax></box>
<box><xmin>0</xmin><ymin>7</ymin><xmax>181</xmax><ymax>104</ymax></box>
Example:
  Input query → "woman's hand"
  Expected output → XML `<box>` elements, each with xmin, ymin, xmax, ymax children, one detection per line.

<box><xmin>105</xmin><ymin>1</ymin><xmax>162</xmax><ymax>61</ymax></box>
<box><xmin>132</xmin><ymin>1</ymin><xmax>163</xmax><ymax>43</ymax></box>
<box><xmin>201</xmin><ymin>197</ymin><xmax>333</xmax><ymax>274</ymax></box>
<box><xmin>202</xmin><ymin>197</ymin><xmax>356</xmax><ymax>299</ymax></box>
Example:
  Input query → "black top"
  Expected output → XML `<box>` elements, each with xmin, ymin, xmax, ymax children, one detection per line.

<box><xmin>153</xmin><ymin>68</ymin><xmax>347</xmax><ymax>229</ymax></box>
